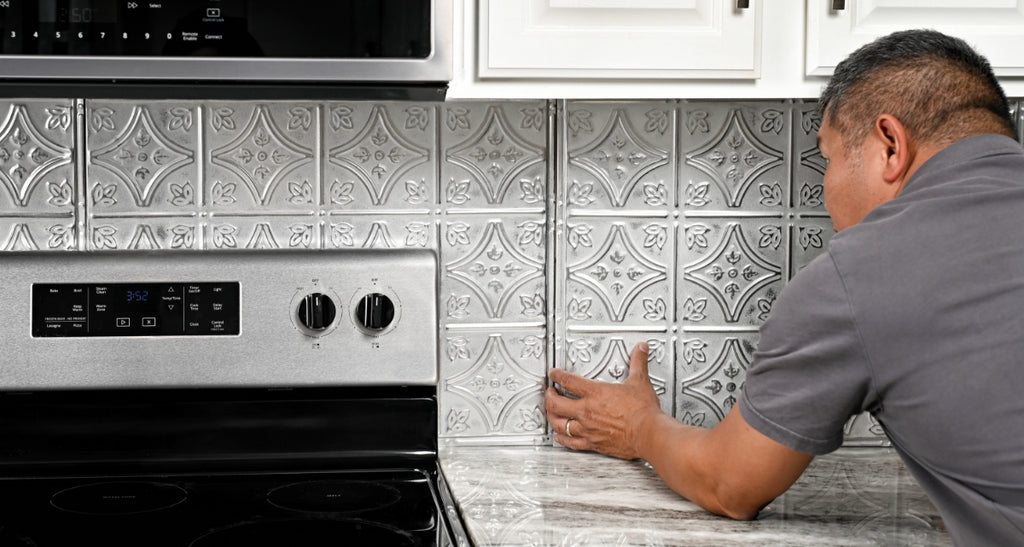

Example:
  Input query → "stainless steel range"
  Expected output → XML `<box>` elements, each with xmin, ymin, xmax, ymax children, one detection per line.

<box><xmin>0</xmin><ymin>249</ymin><xmax>469</xmax><ymax>546</ymax></box>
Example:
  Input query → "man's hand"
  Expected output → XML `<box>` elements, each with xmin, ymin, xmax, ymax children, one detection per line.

<box><xmin>545</xmin><ymin>341</ymin><xmax>814</xmax><ymax>520</ymax></box>
<box><xmin>545</xmin><ymin>342</ymin><xmax>663</xmax><ymax>460</ymax></box>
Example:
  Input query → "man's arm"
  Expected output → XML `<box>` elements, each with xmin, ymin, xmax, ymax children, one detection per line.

<box><xmin>545</xmin><ymin>342</ymin><xmax>813</xmax><ymax>520</ymax></box>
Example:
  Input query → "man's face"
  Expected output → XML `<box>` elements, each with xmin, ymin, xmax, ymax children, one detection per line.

<box><xmin>816</xmin><ymin>118</ymin><xmax>880</xmax><ymax>232</ymax></box>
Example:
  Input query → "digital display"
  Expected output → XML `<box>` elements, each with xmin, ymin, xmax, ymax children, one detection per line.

<box><xmin>38</xmin><ymin>2</ymin><xmax>118</xmax><ymax>24</ymax></box>
<box><xmin>125</xmin><ymin>289</ymin><xmax>149</xmax><ymax>302</ymax></box>
<box><xmin>32</xmin><ymin>282</ymin><xmax>240</xmax><ymax>337</ymax></box>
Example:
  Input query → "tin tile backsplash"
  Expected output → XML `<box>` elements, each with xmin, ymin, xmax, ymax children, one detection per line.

<box><xmin>1</xmin><ymin>96</ymin><xmax>966</xmax><ymax>448</ymax></box>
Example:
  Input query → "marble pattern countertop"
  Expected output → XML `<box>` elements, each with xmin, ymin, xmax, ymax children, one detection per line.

<box><xmin>439</xmin><ymin>446</ymin><xmax>951</xmax><ymax>546</ymax></box>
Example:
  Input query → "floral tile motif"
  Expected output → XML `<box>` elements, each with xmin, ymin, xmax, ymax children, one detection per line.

<box><xmin>680</xmin><ymin>103</ymin><xmax>789</xmax><ymax>213</ymax></box>
<box><xmin>206</xmin><ymin>103</ymin><xmax>317</xmax><ymax>211</ymax></box>
<box><xmin>441</xmin><ymin>331</ymin><xmax>547</xmax><ymax>439</ymax></box>
<box><xmin>324</xmin><ymin>214</ymin><xmax>435</xmax><ymax>249</ymax></box>
<box><xmin>0</xmin><ymin>100</ymin><xmax>76</xmax><ymax>251</ymax></box>
<box><xmin>87</xmin><ymin>218</ymin><xmax>200</xmax><ymax>251</ymax></box>
<box><xmin>680</xmin><ymin>219</ymin><xmax>784</xmax><ymax>327</ymax></box>
<box><xmin>199</xmin><ymin>216</ymin><xmax>319</xmax><ymax>250</ymax></box>
<box><xmin>561</xmin><ymin>333</ymin><xmax>673</xmax><ymax>414</ymax></box>
<box><xmin>564</xmin><ymin>220</ymin><xmax>670</xmax><ymax>326</ymax></box>
<box><xmin>790</xmin><ymin>218</ymin><xmax>836</xmax><ymax>279</ymax></box>
<box><xmin>843</xmin><ymin>413</ymin><xmax>891</xmax><ymax>447</ymax></box>
<box><xmin>442</xmin><ymin>216</ymin><xmax>546</xmax><ymax>324</ymax></box>
<box><xmin>564</xmin><ymin>101</ymin><xmax>673</xmax><ymax>210</ymax></box>
<box><xmin>86</xmin><ymin>102</ymin><xmax>197</xmax><ymax>215</ymax></box>
<box><xmin>441</xmin><ymin>101</ymin><xmax>547</xmax><ymax>209</ymax></box>
<box><xmin>793</xmin><ymin>103</ymin><xmax>828</xmax><ymax>215</ymax></box>
<box><xmin>676</xmin><ymin>333</ymin><xmax>759</xmax><ymax>427</ymax></box>
<box><xmin>0</xmin><ymin>218</ymin><xmax>75</xmax><ymax>251</ymax></box>
<box><xmin>325</xmin><ymin>103</ymin><xmax>435</xmax><ymax>209</ymax></box>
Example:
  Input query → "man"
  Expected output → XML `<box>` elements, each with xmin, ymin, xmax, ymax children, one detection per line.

<box><xmin>545</xmin><ymin>29</ymin><xmax>1024</xmax><ymax>546</ymax></box>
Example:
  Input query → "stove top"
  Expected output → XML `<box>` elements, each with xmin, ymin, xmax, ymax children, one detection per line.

<box><xmin>0</xmin><ymin>467</ymin><xmax>459</xmax><ymax>546</ymax></box>
<box><xmin>0</xmin><ymin>250</ymin><xmax>469</xmax><ymax>546</ymax></box>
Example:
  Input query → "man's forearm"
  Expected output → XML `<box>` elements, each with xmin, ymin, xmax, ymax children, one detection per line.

<box><xmin>637</xmin><ymin>407</ymin><xmax>812</xmax><ymax>520</ymax></box>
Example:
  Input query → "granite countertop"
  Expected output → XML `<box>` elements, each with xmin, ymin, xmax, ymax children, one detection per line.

<box><xmin>439</xmin><ymin>446</ymin><xmax>951</xmax><ymax>546</ymax></box>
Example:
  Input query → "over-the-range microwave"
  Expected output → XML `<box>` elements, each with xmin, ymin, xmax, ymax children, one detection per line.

<box><xmin>0</xmin><ymin>0</ymin><xmax>452</xmax><ymax>100</ymax></box>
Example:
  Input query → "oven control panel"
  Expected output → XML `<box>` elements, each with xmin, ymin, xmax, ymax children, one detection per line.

<box><xmin>1</xmin><ymin>250</ymin><xmax>439</xmax><ymax>389</ymax></box>
<box><xmin>33</xmin><ymin>282</ymin><xmax>240</xmax><ymax>337</ymax></box>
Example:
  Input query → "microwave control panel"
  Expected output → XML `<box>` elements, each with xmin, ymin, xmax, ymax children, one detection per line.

<box><xmin>0</xmin><ymin>0</ymin><xmax>431</xmax><ymax>58</ymax></box>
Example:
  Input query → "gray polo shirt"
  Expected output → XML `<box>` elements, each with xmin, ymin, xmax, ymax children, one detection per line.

<box><xmin>739</xmin><ymin>134</ymin><xmax>1024</xmax><ymax>546</ymax></box>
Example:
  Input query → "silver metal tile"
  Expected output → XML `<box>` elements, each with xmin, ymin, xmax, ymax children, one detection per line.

<box><xmin>680</xmin><ymin>102</ymin><xmax>790</xmax><ymax>214</ymax></box>
<box><xmin>792</xmin><ymin>102</ymin><xmax>828</xmax><ymax>215</ymax></box>
<box><xmin>441</xmin><ymin>101</ymin><xmax>548</xmax><ymax>210</ymax></box>
<box><xmin>203</xmin><ymin>216</ymin><xmax>319</xmax><ymax>250</ymax></box>
<box><xmin>563</xmin><ymin>218</ymin><xmax>672</xmax><ymax>327</ymax></box>
<box><xmin>439</xmin><ymin>330</ymin><xmax>547</xmax><ymax>441</ymax></box>
<box><xmin>0</xmin><ymin>100</ymin><xmax>76</xmax><ymax>251</ymax></box>
<box><xmin>560</xmin><ymin>332</ymin><xmax>674</xmax><ymax>415</ymax></box>
<box><xmin>676</xmin><ymin>332</ymin><xmax>758</xmax><ymax>429</ymax></box>
<box><xmin>564</xmin><ymin>101</ymin><xmax>674</xmax><ymax>212</ymax></box>
<box><xmin>324</xmin><ymin>213</ymin><xmax>435</xmax><ymax>249</ymax></box>
<box><xmin>790</xmin><ymin>218</ymin><xmax>835</xmax><ymax>279</ymax></box>
<box><xmin>679</xmin><ymin>218</ymin><xmax>785</xmax><ymax>327</ymax></box>
<box><xmin>86</xmin><ymin>217</ymin><xmax>200</xmax><ymax>251</ymax></box>
<box><xmin>85</xmin><ymin>102</ymin><xmax>199</xmax><ymax>215</ymax></box>
<box><xmin>324</xmin><ymin>103</ymin><xmax>437</xmax><ymax>210</ymax></box>
<box><xmin>0</xmin><ymin>218</ymin><xmax>75</xmax><ymax>251</ymax></box>
<box><xmin>440</xmin><ymin>215</ymin><xmax>546</xmax><ymax>324</ymax></box>
<box><xmin>843</xmin><ymin>413</ymin><xmax>891</xmax><ymax>448</ymax></box>
<box><xmin>204</xmin><ymin>103</ymin><xmax>318</xmax><ymax>212</ymax></box>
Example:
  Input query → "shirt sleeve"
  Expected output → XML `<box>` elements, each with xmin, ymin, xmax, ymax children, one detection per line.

<box><xmin>738</xmin><ymin>252</ymin><xmax>877</xmax><ymax>455</ymax></box>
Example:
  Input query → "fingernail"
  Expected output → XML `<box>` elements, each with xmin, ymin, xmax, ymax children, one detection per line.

<box><xmin>638</xmin><ymin>341</ymin><xmax>649</xmax><ymax>353</ymax></box>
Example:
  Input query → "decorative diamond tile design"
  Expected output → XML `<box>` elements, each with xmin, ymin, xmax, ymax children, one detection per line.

<box><xmin>565</xmin><ymin>103</ymin><xmax>673</xmax><ymax>210</ymax></box>
<box><xmin>0</xmin><ymin>100</ymin><xmax>75</xmax><ymax>251</ymax></box>
<box><xmin>565</xmin><ymin>221</ymin><xmax>670</xmax><ymax>325</ymax></box>
<box><xmin>677</xmin><ymin>333</ymin><xmax>759</xmax><ymax>424</ymax></box>
<box><xmin>441</xmin><ymin>331</ymin><xmax>547</xmax><ymax>439</ymax></box>
<box><xmin>442</xmin><ymin>102</ymin><xmax>548</xmax><ymax>210</ymax></box>
<box><xmin>441</xmin><ymin>216</ymin><xmax>546</xmax><ymax>324</ymax></box>
<box><xmin>0</xmin><ymin>95</ymin><xmax>901</xmax><ymax>449</ymax></box>
<box><xmin>680</xmin><ymin>104</ymin><xmax>790</xmax><ymax>213</ymax></box>
<box><xmin>325</xmin><ymin>103</ymin><xmax>435</xmax><ymax>209</ymax></box>
<box><xmin>206</xmin><ymin>103</ymin><xmax>317</xmax><ymax>211</ymax></box>
<box><xmin>682</xmin><ymin>221</ymin><xmax>783</xmax><ymax>326</ymax></box>
<box><xmin>440</xmin><ymin>101</ymin><xmax>549</xmax><ymax>443</ymax></box>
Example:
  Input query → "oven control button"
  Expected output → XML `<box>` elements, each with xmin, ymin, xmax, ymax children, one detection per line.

<box><xmin>355</xmin><ymin>293</ymin><xmax>394</xmax><ymax>331</ymax></box>
<box><xmin>297</xmin><ymin>293</ymin><xmax>337</xmax><ymax>331</ymax></box>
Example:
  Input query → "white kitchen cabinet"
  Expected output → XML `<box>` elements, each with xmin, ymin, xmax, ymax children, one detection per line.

<box><xmin>807</xmin><ymin>1</ymin><xmax>1024</xmax><ymax>77</ymax></box>
<box><xmin>478</xmin><ymin>0</ymin><xmax>761</xmax><ymax>79</ymax></box>
<box><xmin>447</xmin><ymin>0</ymin><xmax>1024</xmax><ymax>100</ymax></box>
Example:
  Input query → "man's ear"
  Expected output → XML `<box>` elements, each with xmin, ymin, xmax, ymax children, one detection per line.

<box><xmin>875</xmin><ymin>114</ymin><xmax>911</xmax><ymax>184</ymax></box>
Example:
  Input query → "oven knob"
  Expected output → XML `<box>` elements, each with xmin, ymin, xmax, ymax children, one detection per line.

<box><xmin>297</xmin><ymin>293</ymin><xmax>337</xmax><ymax>331</ymax></box>
<box><xmin>356</xmin><ymin>293</ymin><xmax>394</xmax><ymax>331</ymax></box>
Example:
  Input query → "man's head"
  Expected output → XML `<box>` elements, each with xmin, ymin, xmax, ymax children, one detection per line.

<box><xmin>818</xmin><ymin>29</ymin><xmax>1014</xmax><ymax>150</ymax></box>
<box><xmin>816</xmin><ymin>29</ymin><xmax>1015</xmax><ymax>230</ymax></box>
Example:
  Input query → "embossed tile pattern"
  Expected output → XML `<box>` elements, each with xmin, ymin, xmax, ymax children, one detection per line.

<box><xmin>2</xmin><ymin>96</ymin><xmax>950</xmax><ymax>449</ymax></box>
<box><xmin>0</xmin><ymin>100</ymin><xmax>76</xmax><ymax>251</ymax></box>
<box><xmin>554</xmin><ymin>100</ymin><xmax>880</xmax><ymax>446</ymax></box>
<box><xmin>439</xmin><ymin>101</ymin><xmax>550</xmax><ymax>444</ymax></box>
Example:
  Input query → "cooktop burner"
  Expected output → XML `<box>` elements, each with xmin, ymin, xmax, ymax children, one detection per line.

<box><xmin>0</xmin><ymin>469</ymin><xmax>452</xmax><ymax>547</ymax></box>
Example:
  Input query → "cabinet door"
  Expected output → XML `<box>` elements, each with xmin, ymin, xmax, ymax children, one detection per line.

<box><xmin>807</xmin><ymin>1</ymin><xmax>1024</xmax><ymax>76</ymax></box>
<box><xmin>478</xmin><ymin>0</ymin><xmax>761</xmax><ymax>79</ymax></box>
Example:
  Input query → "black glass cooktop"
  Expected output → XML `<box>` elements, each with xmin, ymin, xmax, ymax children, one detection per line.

<box><xmin>0</xmin><ymin>468</ymin><xmax>451</xmax><ymax>546</ymax></box>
